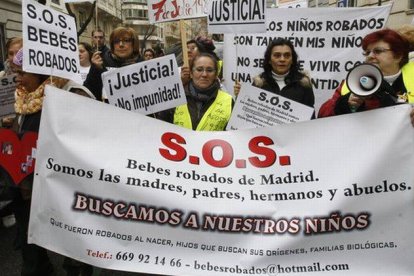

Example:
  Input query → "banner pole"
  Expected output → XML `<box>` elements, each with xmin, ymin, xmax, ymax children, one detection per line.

<box><xmin>180</xmin><ymin>20</ymin><xmax>189</xmax><ymax>68</ymax></box>
<box><xmin>95</xmin><ymin>0</ymin><xmax>99</xmax><ymax>51</ymax></box>
<box><xmin>235</xmin><ymin>37</ymin><xmax>239</xmax><ymax>81</ymax></box>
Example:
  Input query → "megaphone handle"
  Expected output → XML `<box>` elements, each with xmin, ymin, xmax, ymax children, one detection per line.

<box><xmin>348</xmin><ymin>93</ymin><xmax>365</xmax><ymax>113</ymax></box>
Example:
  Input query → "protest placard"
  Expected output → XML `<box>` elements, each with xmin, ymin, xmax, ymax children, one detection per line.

<box><xmin>226</xmin><ymin>84</ymin><xmax>314</xmax><ymax>130</ymax></box>
<box><xmin>207</xmin><ymin>0</ymin><xmax>266</xmax><ymax>34</ymax></box>
<box><xmin>22</xmin><ymin>0</ymin><xmax>81</xmax><ymax>82</ymax></box>
<box><xmin>0</xmin><ymin>75</ymin><xmax>17</xmax><ymax>118</ymax></box>
<box><xmin>101</xmin><ymin>55</ymin><xmax>186</xmax><ymax>115</ymax></box>
<box><xmin>148</xmin><ymin>0</ymin><xmax>209</xmax><ymax>24</ymax></box>
<box><xmin>29</xmin><ymin>87</ymin><xmax>414</xmax><ymax>275</ymax></box>
<box><xmin>222</xmin><ymin>5</ymin><xmax>391</xmax><ymax>113</ymax></box>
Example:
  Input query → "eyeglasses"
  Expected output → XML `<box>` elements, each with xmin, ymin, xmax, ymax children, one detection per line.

<box><xmin>193</xmin><ymin>67</ymin><xmax>216</xmax><ymax>74</ymax></box>
<box><xmin>114</xmin><ymin>38</ymin><xmax>132</xmax><ymax>45</ymax></box>
<box><xmin>362</xmin><ymin>48</ymin><xmax>392</xmax><ymax>57</ymax></box>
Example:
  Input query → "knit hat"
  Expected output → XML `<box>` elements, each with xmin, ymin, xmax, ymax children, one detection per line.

<box><xmin>13</xmin><ymin>48</ymin><xmax>23</xmax><ymax>67</ymax></box>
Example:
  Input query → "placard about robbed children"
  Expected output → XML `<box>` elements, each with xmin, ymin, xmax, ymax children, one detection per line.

<box><xmin>226</xmin><ymin>84</ymin><xmax>313</xmax><ymax>130</ymax></box>
<box><xmin>22</xmin><ymin>0</ymin><xmax>80</xmax><ymax>81</ymax></box>
<box><xmin>0</xmin><ymin>75</ymin><xmax>17</xmax><ymax>118</ymax></box>
<box><xmin>222</xmin><ymin>5</ymin><xmax>391</xmax><ymax>113</ymax></box>
<box><xmin>102</xmin><ymin>55</ymin><xmax>186</xmax><ymax>115</ymax></box>
<box><xmin>207</xmin><ymin>0</ymin><xmax>266</xmax><ymax>34</ymax></box>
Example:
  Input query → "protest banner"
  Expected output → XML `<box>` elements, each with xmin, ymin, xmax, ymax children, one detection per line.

<box><xmin>22</xmin><ymin>0</ymin><xmax>81</xmax><ymax>82</ymax></box>
<box><xmin>222</xmin><ymin>5</ymin><xmax>392</xmax><ymax>113</ymax></box>
<box><xmin>101</xmin><ymin>54</ymin><xmax>186</xmax><ymax>115</ymax></box>
<box><xmin>207</xmin><ymin>0</ymin><xmax>266</xmax><ymax>34</ymax></box>
<box><xmin>226</xmin><ymin>84</ymin><xmax>314</xmax><ymax>130</ymax></box>
<box><xmin>0</xmin><ymin>75</ymin><xmax>17</xmax><ymax>119</ymax></box>
<box><xmin>148</xmin><ymin>0</ymin><xmax>210</xmax><ymax>24</ymax></box>
<box><xmin>29</xmin><ymin>87</ymin><xmax>414</xmax><ymax>275</ymax></box>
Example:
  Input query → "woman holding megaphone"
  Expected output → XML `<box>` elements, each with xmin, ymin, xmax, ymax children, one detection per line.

<box><xmin>318</xmin><ymin>29</ymin><xmax>414</xmax><ymax>126</ymax></box>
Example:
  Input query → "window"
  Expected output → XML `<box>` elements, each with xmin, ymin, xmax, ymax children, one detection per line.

<box><xmin>124</xmin><ymin>8</ymin><xmax>148</xmax><ymax>20</ymax></box>
<box><xmin>51</xmin><ymin>0</ymin><xmax>60</xmax><ymax>4</ymax></box>
<box><xmin>411</xmin><ymin>0</ymin><xmax>414</xmax><ymax>9</ymax></box>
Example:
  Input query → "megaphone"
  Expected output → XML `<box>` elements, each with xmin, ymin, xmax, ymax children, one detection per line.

<box><xmin>346</xmin><ymin>63</ymin><xmax>383</xmax><ymax>97</ymax></box>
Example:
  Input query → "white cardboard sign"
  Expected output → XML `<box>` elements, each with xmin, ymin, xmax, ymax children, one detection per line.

<box><xmin>227</xmin><ymin>84</ymin><xmax>314</xmax><ymax>130</ymax></box>
<box><xmin>22</xmin><ymin>0</ymin><xmax>81</xmax><ymax>82</ymax></box>
<box><xmin>102</xmin><ymin>55</ymin><xmax>186</xmax><ymax>115</ymax></box>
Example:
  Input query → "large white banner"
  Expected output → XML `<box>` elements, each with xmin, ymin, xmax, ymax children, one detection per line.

<box><xmin>30</xmin><ymin>87</ymin><xmax>414</xmax><ymax>275</ymax></box>
<box><xmin>22</xmin><ymin>0</ymin><xmax>81</xmax><ymax>82</ymax></box>
<box><xmin>101</xmin><ymin>55</ymin><xmax>186</xmax><ymax>115</ymax></box>
<box><xmin>148</xmin><ymin>0</ymin><xmax>210</xmax><ymax>24</ymax></box>
<box><xmin>223</xmin><ymin>5</ymin><xmax>391</xmax><ymax>113</ymax></box>
<box><xmin>207</xmin><ymin>0</ymin><xmax>266</xmax><ymax>34</ymax></box>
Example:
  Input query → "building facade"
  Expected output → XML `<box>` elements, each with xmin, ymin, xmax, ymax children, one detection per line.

<box><xmin>66</xmin><ymin>0</ymin><xmax>122</xmax><ymax>45</ymax></box>
<box><xmin>121</xmin><ymin>0</ymin><xmax>165</xmax><ymax>51</ymax></box>
<box><xmin>0</xmin><ymin>0</ymin><xmax>122</xmax><ymax>62</ymax></box>
<box><xmin>0</xmin><ymin>0</ymin><xmax>22</xmax><ymax>63</ymax></box>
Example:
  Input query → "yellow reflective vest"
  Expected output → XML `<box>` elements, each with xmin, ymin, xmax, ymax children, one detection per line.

<box><xmin>341</xmin><ymin>62</ymin><xmax>414</xmax><ymax>103</ymax></box>
<box><xmin>174</xmin><ymin>90</ymin><xmax>232</xmax><ymax>131</ymax></box>
<box><xmin>217</xmin><ymin>60</ymin><xmax>223</xmax><ymax>76</ymax></box>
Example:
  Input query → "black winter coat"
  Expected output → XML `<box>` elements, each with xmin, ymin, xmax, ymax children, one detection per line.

<box><xmin>83</xmin><ymin>51</ymin><xmax>142</xmax><ymax>101</ymax></box>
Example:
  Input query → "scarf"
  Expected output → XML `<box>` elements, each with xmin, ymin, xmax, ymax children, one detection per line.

<box><xmin>15</xmin><ymin>76</ymin><xmax>69</xmax><ymax>115</ymax></box>
<box><xmin>187</xmin><ymin>80</ymin><xmax>221</xmax><ymax>113</ymax></box>
<box><xmin>107</xmin><ymin>52</ymin><xmax>141</xmax><ymax>68</ymax></box>
<box><xmin>188</xmin><ymin>80</ymin><xmax>220</xmax><ymax>103</ymax></box>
